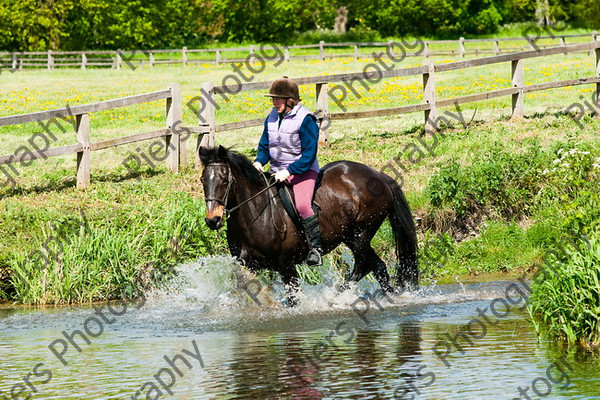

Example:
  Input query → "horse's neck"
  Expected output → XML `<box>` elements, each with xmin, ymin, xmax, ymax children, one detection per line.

<box><xmin>229</xmin><ymin>173</ymin><xmax>271</xmax><ymax>217</ymax></box>
<box><xmin>228</xmin><ymin>172</ymin><xmax>290</xmax><ymax>242</ymax></box>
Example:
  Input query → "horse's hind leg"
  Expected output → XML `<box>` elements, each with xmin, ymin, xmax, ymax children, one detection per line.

<box><xmin>361</xmin><ymin>247</ymin><xmax>394</xmax><ymax>293</ymax></box>
<box><xmin>341</xmin><ymin>242</ymin><xmax>370</xmax><ymax>289</ymax></box>
<box><xmin>369</xmin><ymin>250</ymin><xmax>394</xmax><ymax>293</ymax></box>
<box><xmin>344</xmin><ymin>232</ymin><xmax>394</xmax><ymax>293</ymax></box>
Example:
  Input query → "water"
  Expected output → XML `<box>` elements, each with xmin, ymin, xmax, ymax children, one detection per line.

<box><xmin>1</xmin><ymin>257</ymin><xmax>599</xmax><ymax>399</ymax></box>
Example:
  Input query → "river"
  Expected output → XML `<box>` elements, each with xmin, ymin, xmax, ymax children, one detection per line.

<box><xmin>1</xmin><ymin>256</ymin><xmax>599</xmax><ymax>399</ymax></box>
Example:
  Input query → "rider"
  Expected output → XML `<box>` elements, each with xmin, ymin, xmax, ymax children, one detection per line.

<box><xmin>253</xmin><ymin>76</ymin><xmax>323</xmax><ymax>266</ymax></box>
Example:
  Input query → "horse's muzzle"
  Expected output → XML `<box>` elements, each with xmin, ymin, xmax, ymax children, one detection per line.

<box><xmin>205</xmin><ymin>215</ymin><xmax>223</xmax><ymax>230</ymax></box>
<box><xmin>205</xmin><ymin>203</ymin><xmax>225</xmax><ymax>230</ymax></box>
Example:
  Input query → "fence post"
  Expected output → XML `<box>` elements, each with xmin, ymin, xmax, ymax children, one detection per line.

<box><xmin>116</xmin><ymin>50</ymin><xmax>122</xmax><ymax>70</ymax></box>
<box><xmin>315</xmin><ymin>83</ymin><xmax>329</xmax><ymax>145</ymax></box>
<box><xmin>165</xmin><ymin>82</ymin><xmax>181</xmax><ymax>173</ymax></box>
<box><xmin>76</xmin><ymin>114</ymin><xmax>91</xmax><ymax>189</ymax></box>
<box><xmin>459</xmin><ymin>37</ymin><xmax>465</xmax><ymax>57</ymax></box>
<box><xmin>595</xmin><ymin>37</ymin><xmax>600</xmax><ymax>105</ymax></box>
<box><xmin>81</xmin><ymin>53</ymin><xmax>87</xmax><ymax>70</ymax></box>
<box><xmin>493</xmin><ymin>40</ymin><xmax>500</xmax><ymax>55</ymax></box>
<box><xmin>353</xmin><ymin>44</ymin><xmax>359</xmax><ymax>60</ymax></box>
<box><xmin>424</xmin><ymin>42</ymin><xmax>431</xmax><ymax>58</ymax></box>
<box><xmin>422</xmin><ymin>60</ymin><xmax>437</xmax><ymax>132</ymax></box>
<box><xmin>182</xmin><ymin>46</ymin><xmax>188</xmax><ymax>67</ymax></box>
<box><xmin>216</xmin><ymin>49</ymin><xmax>221</xmax><ymax>65</ymax></box>
<box><xmin>11</xmin><ymin>53</ymin><xmax>17</xmax><ymax>71</ymax></box>
<box><xmin>149</xmin><ymin>52</ymin><xmax>155</xmax><ymax>67</ymax></box>
<box><xmin>593</xmin><ymin>31</ymin><xmax>598</xmax><ymax>41</ymax></box>
<box><xmin>387</xmin><ymin>40</ymin><xmax>394</xmax><ymax>59</ymax></box>
<box><xmin>197</xmin><ymin>81</ymin><xmax>216</xmax><ymax>167</ymax></box>
<box><xmin>560</xmin><ymin>36</ymin><xmax>567</xmax><ymax>56</ymax></box>
<box><xmin>284</xmin><ymin>46</ymin><xmax>290</xmax><ymax>62</ymax></box>
<box><xmin>249</xmin><ymin>45</ymin><xmax>256</xmax><ymax>63</ymax></box>
<box><xmin>47</xmin><ymin>50</ymin><xmax>54</xmax><ymax>70</ymax></box>
<box><xmin>511</xmin><ymin>59</ymin><xmax>524</xmax><ymax>118</ymax></box>
<box><xmin>319</xmin><ymin>40</ymin><xmax>325</xmax><ymax>61</ymax></box>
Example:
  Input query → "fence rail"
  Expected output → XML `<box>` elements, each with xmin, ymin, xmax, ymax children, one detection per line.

<box><xmin>0</xmin><ymin>85</ymin><xmax>187</xmax><ymax>189</ymax></box>
<box><xmin>1</xmin><ymin>40</ymin><xmax>599</xmax><ymax>189</ymax></box>
<box><xmin>1</xmin><ymin>32</ymin><xmax>598</xmax><ymax>70</ymax></box>
<box><xmin>199</xmin><ymin>39</ymin><xmax>600</xmax><ymax>149</ymax></box>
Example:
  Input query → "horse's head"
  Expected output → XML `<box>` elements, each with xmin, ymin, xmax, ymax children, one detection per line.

<box><xmin>198</xmin><ymin>145</ymin><xmax>231</xmax><ymax>230</ymax></box>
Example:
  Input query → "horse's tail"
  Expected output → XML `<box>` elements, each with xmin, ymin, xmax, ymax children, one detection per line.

<box><xmin>382</xmin><ymin>174</ymin><xmax>419</xmax><ymax>289</ymax></box>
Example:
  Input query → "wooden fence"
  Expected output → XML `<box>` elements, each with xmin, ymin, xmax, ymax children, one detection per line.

<box><xmin>0</xmin><ymin>32</ymin><xmax>597</xmax><ymax>70</ymax></box>
<box><xmin>197</xmin><ymin>40</ymin><xmax>600</xmax><ymax>152</ymax></box>
<box><xmin>1</xmin><ymin>40</ymin><xmax>599</xmax><ymax>190</ymax></box>
<box><xmin>0</xmin><ymin>83</ymin><xmax>207</xmax><ymax>189</ymax></box>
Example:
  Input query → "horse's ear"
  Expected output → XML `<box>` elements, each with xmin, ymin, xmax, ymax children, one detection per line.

<box><xmin>198</xmin><ymin>146</ymin><xmax>211</xmax><ymax>166</ymax></box>
<box><xmin>218</xmin><ymin>145</ymin><xmax>228</xmax><ymax>163</ymax></box>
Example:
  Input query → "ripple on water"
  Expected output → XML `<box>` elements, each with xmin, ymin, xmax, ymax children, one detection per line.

<box><xmin>1</xmin><ymin>256</ymin><xmax>599</xmax><ymax>399</ymax></box>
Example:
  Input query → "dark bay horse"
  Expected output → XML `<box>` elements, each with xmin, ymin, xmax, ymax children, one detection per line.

<box><xmin>199</xmin><ymin>146</ymin><xmax>418</xmax><ymax>302</ymax></box>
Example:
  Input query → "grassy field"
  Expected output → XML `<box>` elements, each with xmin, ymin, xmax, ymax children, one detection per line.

<box><xmin>1</xmin><ymin>34</ymin><xmax>599</xmax><ymax>305</ymax></box>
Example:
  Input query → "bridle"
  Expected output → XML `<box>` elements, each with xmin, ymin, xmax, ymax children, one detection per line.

<box><xmin>203</xmin><ymin>163</ymin><xmax>233</xmax><ymax>209</ymax></box>
<box><xmin>203</xmin><ymin>163</ymin><xmax>281</xmax><ymax>226</ymax></box>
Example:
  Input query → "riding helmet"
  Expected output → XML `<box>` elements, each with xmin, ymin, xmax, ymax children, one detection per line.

<box><xmin>264</xmin><ymin>76</ymin><xmax>300</xmax><ymax>100</ymax></box>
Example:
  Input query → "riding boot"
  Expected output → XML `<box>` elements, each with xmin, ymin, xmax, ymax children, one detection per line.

<box><xmin>301</xmin><ymin>215</ymin><xmax>323</xmax><ymax>266</ymax></box>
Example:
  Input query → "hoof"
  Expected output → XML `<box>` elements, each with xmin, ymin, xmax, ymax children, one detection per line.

<box><xmin>337</xmin><ymin>281</ymin><xmax>351</xmax><ymax>293</ymax></box>
<box><xmin>281</xmin><ymin>296</ymin><xmax>298</xmax><ymax>308</ymax></box>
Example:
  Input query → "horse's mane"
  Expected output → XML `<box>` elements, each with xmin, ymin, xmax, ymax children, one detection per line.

<box><xmin>199</xmin><ymin>145</ymin><xmax>265</xmax><ymax>186</ymax></box>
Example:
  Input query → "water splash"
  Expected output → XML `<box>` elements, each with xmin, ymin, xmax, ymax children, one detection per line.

<box><xmin>142</xmin><ymin>257</ymin><xmax>509</xmax><ymax>320</ymax></box>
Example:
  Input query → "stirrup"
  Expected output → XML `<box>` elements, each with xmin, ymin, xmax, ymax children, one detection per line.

<box><xmin>306</xmin><ymin>248</ymin><xmax>322</xmax><ymax>266</ymax></box>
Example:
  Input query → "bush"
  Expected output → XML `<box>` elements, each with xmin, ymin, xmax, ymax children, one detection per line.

<box><xmin>426</xmin><ymin>142</ymin><xmax>546</xmax><ymax>219</ymax></box>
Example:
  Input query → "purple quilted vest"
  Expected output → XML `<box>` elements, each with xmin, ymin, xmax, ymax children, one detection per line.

<box><xmin>267</xmin><ymin>103</ymin><xmax>319</xmax><ymax>173</ymax></box>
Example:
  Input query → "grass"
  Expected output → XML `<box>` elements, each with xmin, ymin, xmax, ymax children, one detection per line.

<box><xmin>1</xmin><ymin>31</ymin><xmax>599</xmax><ymax>305</ymax></box>
<box><xmin>1</xmin><ymin>174</ymin><xmax>228</xmax><ymax>304</ymax></box>
<box><xmin>528</xmin><ymin>232</ymin><xmax>600</xmax><ymax>348</ymax></box>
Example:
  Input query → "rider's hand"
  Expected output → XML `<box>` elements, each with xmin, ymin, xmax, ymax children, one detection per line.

<box><xmin>253</xmin><ymin>162</ymin><xmax>263</xmax><ymax>172</ymax></box>
<box><xmin>274</xmin><ymin>169</ymin><xmax>290</xmax><ymax>182</ymax></box>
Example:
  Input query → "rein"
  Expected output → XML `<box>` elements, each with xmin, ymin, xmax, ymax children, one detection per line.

<box><xmin>226</xmin><ymin>178</ymin><xmax>278</xmax><ymax>216</ymax></box>
<box><xmin>205</xmin><ymin>163</ymin><xmax>285</xmax><ymax>233</ymax></box>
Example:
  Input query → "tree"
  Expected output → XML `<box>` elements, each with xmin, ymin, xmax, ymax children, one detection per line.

<box><xmin>0</xmin><ymin>0</ymin><xmax>74</xmax><ymax>51</ymax></box>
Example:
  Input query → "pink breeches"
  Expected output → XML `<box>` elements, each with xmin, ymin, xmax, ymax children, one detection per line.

<box><xmin>288</xmin><ymin>170</ymin><xmax>318</xmax><ymax>218</ymax></box>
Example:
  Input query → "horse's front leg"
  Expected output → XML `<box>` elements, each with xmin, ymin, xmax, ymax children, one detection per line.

<box><xmin>279</xmin><ymin>265</ymin><xmax>300</xmax><ymax>307</ymax></box>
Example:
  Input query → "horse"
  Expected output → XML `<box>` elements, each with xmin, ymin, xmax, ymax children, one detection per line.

<box><xmin>198</xmin><ymin>145</ymin><xmax>418</xmax><ymax>303</ymax></box>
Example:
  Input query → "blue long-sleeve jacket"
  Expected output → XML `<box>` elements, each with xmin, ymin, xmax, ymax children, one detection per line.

<box><xmin>254</xmin><ymin>112</ymin><xmax>319</xmax><ymax>175</ymax></box>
